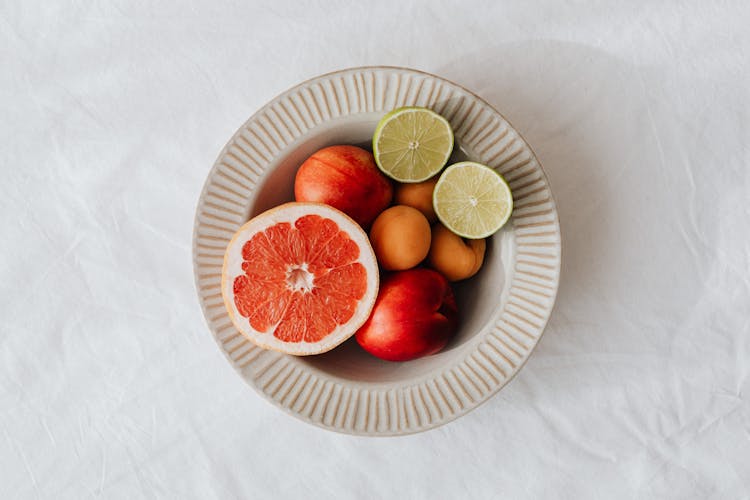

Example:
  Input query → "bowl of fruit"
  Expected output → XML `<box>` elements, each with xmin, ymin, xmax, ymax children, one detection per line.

<box><xmin>193</xmin><ymin>66</ymin><xmax>561</xmax><ymax>435</ymax></box>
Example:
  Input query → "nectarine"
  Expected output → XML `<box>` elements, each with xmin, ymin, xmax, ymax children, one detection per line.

<box><xmin>355</xmin><ymin>268</ymin><xmax>458</xmax><ymax>362</ymax></box>
<box><xmin>294</xmin><ymin>145</ymin><xmax>393</xmax><ymax>227</ymax></box>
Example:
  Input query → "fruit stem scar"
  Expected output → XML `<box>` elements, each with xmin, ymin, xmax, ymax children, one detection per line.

<box><xmin>286</xmin><ymin>263</ymin><xmax>314</xmax><ymax>292</ymax></box>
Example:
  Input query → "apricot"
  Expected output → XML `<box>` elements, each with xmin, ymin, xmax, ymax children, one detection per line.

<box><xmin>369</xmin><ymin>205</ymin><xmax>431</xmax><ymax>271</ymax></box>
<box><xmin>428</xmin><ymin>224</ymin><xmax>486</xmax><ymax>281</ymax></box>
<box><xmin>394</xmin><ymin>177</ymin><xmax>438</xmax><ymax>223</ymax></box>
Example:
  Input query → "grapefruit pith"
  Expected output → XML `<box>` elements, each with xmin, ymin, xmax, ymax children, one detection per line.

<box><xmin>222</xmin><ymin>202</ymin><xmax>379</xmax><ymax>355</ymax></box>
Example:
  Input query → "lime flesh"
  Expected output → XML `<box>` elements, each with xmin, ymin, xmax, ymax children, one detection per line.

<box><xmin>432</xmin><ymin>161</ymin><xmax>513</xmax><ymax>239</ymax></box>
<box><xmin>372</xmin><ymin>107</ymin><xmax>454</xmax><ymax>183</ymax></box>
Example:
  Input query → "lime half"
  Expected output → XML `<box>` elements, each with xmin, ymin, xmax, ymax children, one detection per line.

<box><xmin>433</xmin><ymin>162</ymin><xmax>513</xmax><ymax>239</ymax></box>
<box><xmin>372</xmin><ymin>107</ymin><xmax>454</xmax><ymax>183</ymax></box>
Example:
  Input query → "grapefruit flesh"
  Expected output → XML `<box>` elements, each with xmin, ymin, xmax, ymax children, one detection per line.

<box><xmin>222</xmin><ymin>202</ymin><xmax>379</xmax><ymax>355</ymax></box>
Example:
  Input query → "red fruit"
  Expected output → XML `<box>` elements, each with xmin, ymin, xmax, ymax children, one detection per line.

<box><xmin>355</xmin><ymin>268</ymin><xmax>459</xmax><ymax>362</ymax></box>
<box><xmin>222</xmin><ymin>203</ymin><xmax>379</xmax><ymax>356</ymax></box>
<box><xmin>294</xmin><ymin>145</ymin><xmax>393</xmax><ymax>228</ymax></box>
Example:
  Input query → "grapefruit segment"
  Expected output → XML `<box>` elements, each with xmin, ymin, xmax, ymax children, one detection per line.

<box><xmin>222</xmin><ymin>202</ymin><xmax>379</xmax><ymax>356</ymax></box>
<box><xmin>314</xmin><ymin>232</ymin><xmax>360</xmax><ymax>269</ymax></box>
<box><xmin>295</xmin><ymin>214</ymin><xmax>339</xmax><ymax>259</ymax></box>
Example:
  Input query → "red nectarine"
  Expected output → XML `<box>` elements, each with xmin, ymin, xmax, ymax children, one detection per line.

<box><xmin>355</xmin><ymin>268</ymin><xmax>458</xmax><ymax>362</ymax></box>
<box><xmin>294</xmin><ymin>145</ymin><xmax>393</xmax><ymax>227</ymax></box>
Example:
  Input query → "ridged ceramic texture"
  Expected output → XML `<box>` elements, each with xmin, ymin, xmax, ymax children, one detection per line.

<box><xmin>193</xmin><ymin>67</ymin><xmax>561</xmax><ymax>435</ymax></box>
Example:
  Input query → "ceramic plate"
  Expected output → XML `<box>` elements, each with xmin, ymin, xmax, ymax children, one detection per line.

<box><xmin>193</xmin><ymin>66</ymin><xmax>561</xmax><ymax>435</ymax></box>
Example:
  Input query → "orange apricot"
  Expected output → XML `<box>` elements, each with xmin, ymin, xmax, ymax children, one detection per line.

<box><xmin>428</xmin><ymin>224</ymin><xmax>486</xmax><ymax>281</ymax></box>
<box><xmin>369</xmin><ymin>205</ymin><xmax>431</xmax><ymax>271</ymax></box>
<box><xmin>394</xmin><ymin>177</ymin><xmax>438</xmax><ymax>223</ymax></box>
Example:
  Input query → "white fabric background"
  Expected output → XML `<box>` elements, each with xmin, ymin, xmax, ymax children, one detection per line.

<box><xmin>2</xmin><ymin>1</ymin><xmax>749</xmax><ymax>498</ymax></box>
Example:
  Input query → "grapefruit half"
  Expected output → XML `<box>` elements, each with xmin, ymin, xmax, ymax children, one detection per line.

<box><xmin>222</xmin><ymin>202</ymin><xmax>379</xmax><ymax>355</ymax></box>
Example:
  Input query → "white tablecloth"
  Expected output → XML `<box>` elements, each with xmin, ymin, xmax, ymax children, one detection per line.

<box><xmin>3</xmin><ymin>1</ymin><xmax>749</xmax><ymax>498</ymax></box>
